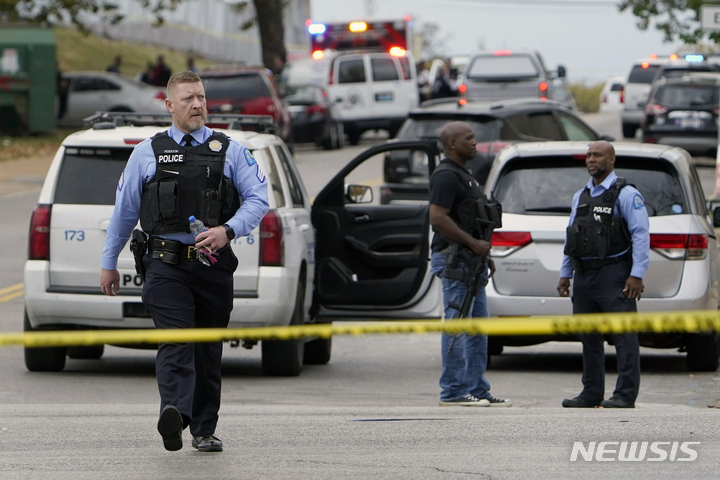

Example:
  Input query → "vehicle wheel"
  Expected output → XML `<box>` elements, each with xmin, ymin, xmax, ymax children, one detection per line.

<box><xmin>67</xmin><ymin>344</ymin><xmax>105</xmax><ymax>360</ymax></box>
<box><xmin>686</xmin><ymin>333</ymin><xmax>720</xmax><ymax>372</ymax></box>
<box><xmin>261</xmin><ymin>276</ymin><xmax>305</xmax><ymax>376</ymax></box>
<box><xmin>334</xmin><ymin>123</ymin><xmax>344</xmax><ymax>149</ymax></box>
<box><xmin>23</xmin><ymin>310</ymin><xmax>66</xmax><ymax>372</ymax></box>
<box><xmin>304</xmin><ymin>325</ymin><xmax>332</xmax><ymax>365</ymax></box>
<box><xmin>621</xmin><ymin>123</ymin><xmax>637</xmax><ymax>139</ymax></box>
<box><xmin>322</xmin><ymin>122</ymin><xmax>336</xmax><ymax>150</ymax></box>
<box><xmin>488</xmin><ymin>338</ymin><xmax>504</xmax><ymax>356</ymax></box>
<box><xmin>347</xmin><ymin>130</ymin><xmax>361</xmax><ymax>145</ymax></box>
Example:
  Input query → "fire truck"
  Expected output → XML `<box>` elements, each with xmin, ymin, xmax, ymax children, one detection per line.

<box><xmin>281</xmin><ymin>18</ymin><xmax>419</xmax><ymax>144</ymax></box>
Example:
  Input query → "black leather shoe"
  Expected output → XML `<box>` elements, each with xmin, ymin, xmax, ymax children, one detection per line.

<box><xmin>157</xmin><ymin>405</ymin><xmax>183</xmax><ymax>451</ymax></box>
<box><xmin>192</xmin><ymin>434</ymin><xmax>223</xmax><ymax>452</ymax></box>
<box><xmin>562</xmin><ymin>396</ymin><xmax>601</xmax><ymax>408</ymax></box>
<box><xmin>600</xmin><ymin>398</ymin><xmax>635</xmax><ymax>408</ymax></box>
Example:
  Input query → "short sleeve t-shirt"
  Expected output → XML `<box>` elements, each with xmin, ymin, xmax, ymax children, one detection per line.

<box><xmin>429</xmin><ymin>159</ymin><xmax>471</xmax><ymax>253</ymax></box>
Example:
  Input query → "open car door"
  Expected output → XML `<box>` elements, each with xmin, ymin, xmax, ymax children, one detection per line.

<box><xmin>312</xmin><ymin>141</ymin><xmax>443</xmax><ymax>320</ymax></box>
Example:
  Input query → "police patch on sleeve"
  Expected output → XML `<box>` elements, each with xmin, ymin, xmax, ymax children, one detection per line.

<box><xmin>633</xmin><ymin>194</ymin><xmax>644</xmax><ymax>209</ymax></box>
<box><xmin>118</xmin><ymin>171</ymin><xmax>124</xmax><ymax>191</ymax></box>
<box><xmin>244</xmin><ymin>149</ymin><xmax>257</xmax><ymax>166</ymax></box>
<box><xmin>256</xmin><ymin>164</ymin><xmax>265</xmax><ymax>183</ymax></box>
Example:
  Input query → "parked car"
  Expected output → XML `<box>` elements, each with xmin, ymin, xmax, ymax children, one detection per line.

<box><xmin>650</xmin><ymin>58</ymin><xmax>719</xmax><ymax>85</ymax></box>
<box><xmin>458</xmin><ymin>49</ymin><xmax>572</xmax><ymax>108</ymax></box>
<box><xmin>621</xmin><ymin>56</ymin><xmax>668</xmax><ymax>138</ymax></box>
<box><xmin>599</xmin><ymin>76</ymin><xmax>624</xmax><ymax>113</ymax></box>
<box><xmin>381</xmin><ymin>98</ymin><xmax>611</xmax><ymax>204</ymax></box>
<box><xmin>199</xmin><ymin>67</ymin><xmax>293</xmax><ymax>149</ymax></box>
<box><xmin>641</xmin><ymin>73</ymin><xmax>720</xmax><ymax>157</ymax></box>
<box><xmin>282</xmin><ymin>84</ymin><xmax>343</xmax><ymax>150</ymax></box>
<box><xmin>483</xmin><ymin>141</ymin><xmax>720</xmax><ymax>371</ymax></box>
<box><xmin>57</xmin><ymin>71</ymin><xmax>168</xmax><ymax>127</ymax></box>
<box><xmin>23</xmin><ymin>113</ymin><xmax>444</xmax><ymax>375</ymax></box>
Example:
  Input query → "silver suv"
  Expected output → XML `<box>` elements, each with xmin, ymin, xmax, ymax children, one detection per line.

<box><xmin>484</xmin><ymin>141</ymin><xmax>720</xmax><ymax>371</ymax></box>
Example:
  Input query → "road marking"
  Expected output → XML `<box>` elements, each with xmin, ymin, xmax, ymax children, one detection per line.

<box><xmin>0</xmin><ymin>289</ymin><xmax>23</xmax><ymax>303</ymax></box>
<box><xmin>0</xmin><ymin>283</ymin><xmax>23</xmax><ymax>295</ymax></box>
<box><xmin>0</xmin><ymin>284</ymin><xmax>24</xmax><ymax>303</ymax></box>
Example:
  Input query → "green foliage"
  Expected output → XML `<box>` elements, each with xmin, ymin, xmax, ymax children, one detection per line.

<box><xmin>568</xmin><ymin>82</ymin><xmax>605</xmax><ymax>113</ymax></box>
<box><xmin>619</xmin><ymin>0</ymin><xmax>720</xmax><ymax>44</ymax></box>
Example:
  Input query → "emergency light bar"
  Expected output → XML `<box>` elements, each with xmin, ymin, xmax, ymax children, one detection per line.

<box><xmin>309</xmin><ymin>18</ymin><xmax>411</xmax><ymax>55</ymax></box>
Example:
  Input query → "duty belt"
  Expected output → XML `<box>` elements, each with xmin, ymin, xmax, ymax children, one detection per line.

<box><xmin>573</xmin><ymin>252</ymin><xmax>630</xmax><ymax>274</ymax></box>
<box><xmin>148</xmin><ymin>237</ymin><xmax>229</xmax><ymax>265</ymax></box>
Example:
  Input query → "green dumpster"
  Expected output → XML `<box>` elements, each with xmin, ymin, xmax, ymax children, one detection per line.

<box><xmin>0</xmin><ymin>26</ymin><xmax>56</xmax><ymax>133</ymax></box>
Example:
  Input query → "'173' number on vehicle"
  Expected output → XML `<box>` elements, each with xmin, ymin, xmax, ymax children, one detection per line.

<box><xmin>64</xmin><ymin>230</ymin><xmax>85</xmax><ymax>241</ymax></box>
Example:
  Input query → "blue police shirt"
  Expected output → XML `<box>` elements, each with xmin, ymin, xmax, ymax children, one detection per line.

<box><xmin>101</xmin><ymin>125</ymin><xmax>270</xmax><ymax>270</ymax></box>
<box><xmin>559</xmin><ymin>171</ymin><xmax>649</xmax><ymax>279</ymax></box>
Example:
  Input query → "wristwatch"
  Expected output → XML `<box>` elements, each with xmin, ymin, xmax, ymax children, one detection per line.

<box><xmin>222</xmin><ymin>224</ymin><xmax>235</xmax><ymax>241</ymax></box>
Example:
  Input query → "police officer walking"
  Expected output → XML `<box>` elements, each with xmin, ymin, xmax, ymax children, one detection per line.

<box><xmin>429</xmin><ymin>121</ymin><xmax>511</xmax><ymax>407</ymax></box>
<box><xmin>99</xmin><ymin>71</ymin><xmax>269</xmax><ymax>450</ymax></box>
<box><xmin>557</xmin><ymin>140</ymin><xmax>649</xmax><ymax>409</ymax></box>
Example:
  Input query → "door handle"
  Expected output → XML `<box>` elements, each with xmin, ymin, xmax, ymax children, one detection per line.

<box><xmin>353</xmin><ymin>214</ymin><xmax>370</xmax><ymax>223</ymax></box>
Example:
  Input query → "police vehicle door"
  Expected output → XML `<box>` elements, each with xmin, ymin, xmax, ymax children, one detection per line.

<box><xmin>312</xmin><ymin>141</ymin><xmax>441</xmax><ymax>318</ymax></box>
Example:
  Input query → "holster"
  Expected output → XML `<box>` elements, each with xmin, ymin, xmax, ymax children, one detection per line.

<box><xmin>129</xmin><ymin>229</ymin><xmax>148</xmax><ymax>283</ymax></box>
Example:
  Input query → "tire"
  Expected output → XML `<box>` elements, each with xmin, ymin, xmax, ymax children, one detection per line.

<box><xmin>261</xmin><ymin>276</ymin><xmax>305</xmax><ymax>376</ymax></box>
<box><xmin>347</xmin><ymin>130</ymin><xmax>361</xmax><ymax>146</ymax></box>
<box><xmin>23</xmin><ymin>310</ymin><xmax>67</xmax><ymax>372</ymax></box>
<box><xmin>622</xmin><ymin>123</ymin><xmax>637</xmax><ymax>139</ymax></box>
<box><xmin>322</xmin><ymin>122</ymin><xmax>336</xmax><ymax>150</ymax></box>
<box><xmin>67</xmin><ymin>344</ymin><xmax>105</xmax><ymax>360</ymax></box>
<box><xmin>686</xmin><ymin>333</ymin><xmax>720</xmax><ymax>372</ymax></box>
<box><xmin>334</xmin><ymin>123</ymin><xmax>344</xmax><ymax>149</ymax></box>
<box><xmin>304</xmin><ymin>327</ymin><xmax>332</xmax><ymax>365</ymax></box>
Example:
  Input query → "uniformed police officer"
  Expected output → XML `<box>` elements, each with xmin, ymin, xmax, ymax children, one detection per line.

<box><xmin>99</xmin><ymin>71</ymin><xmax>269</xmax><ymax>451</ymax></box>
<box><xmin>557</xmin><ymin>140</ymin><xmax>649</xmax><ymax>409</ymax></box>
<box><xmin>429</xmin><ymin>121</ymin><xmax>511</xmax><ymax>407</ymax></box>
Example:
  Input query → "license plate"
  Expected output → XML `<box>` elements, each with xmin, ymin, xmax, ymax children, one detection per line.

<box><xmin>679</xmin><ymin>118</ymin><xmax>704</xmax><ymax>129</ymax></box>
<box><xmin>375</xmin><ymin>92</ymin><xmax>394</xmax><ymax>102</ymax></box>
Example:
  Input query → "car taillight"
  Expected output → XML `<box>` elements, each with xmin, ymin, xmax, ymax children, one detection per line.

<box><xmin>328</xmin><ymin>65</ymin><xmax>334</xmax><ymax>85</ymax></box>
<box><xmin>539</xmin><ymin>82</ymin><xmax>548</xmax><ymax>93</ymax></box>
<box><xmin>650</xmin><ymin>233</ymin><xmax>707</xmax><ymax>260</ymax></box>
<box><xmin>645</xmin><ymin>103</ymin><xmax>667</xmax><ymax>115</ymax></box>
<box><xmin>154</xmin><ymin>90</ymin><xmax>166</xmax><ymax>100</ymax></box>
<box><xmin>28</xmin><ymin>204</ymin><xmax>51</xmax><ymax>260</ymax></box>
<box><xmin>490</xmin><ymin>231</ymin><xmax>532</xmax><ymax>258</ymax></box>
<box><xmin>307</xmin><ymin>104</ymin><xmax>327</xmax><ymax>115</ymax></box>
<box><xmin>458</xmin><ymin>83</ymin><xmax>467</xmax><ymax>96</ymax></box>
<box><xmin>620</xmin><ymin>90</ymin><xmax>624</xmax><ymax>103</ymax></box>
<box><xmin>260</xmin><ymin>210</ymin><xmax>284</xmax><ymax>266</ymax></box>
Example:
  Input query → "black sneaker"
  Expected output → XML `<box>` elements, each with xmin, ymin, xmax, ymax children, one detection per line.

<box><xmin>486</xmin><ymin>395</ymin><xmax>512</xmax><ymax>407</ymax></box>
<box><xmin>192</xmin><ymin>434</ymin><xmax>223</xmax><ymax>452</ymax></box>
<box><xmin>439</xmin><ymin>394</ymin><xmax>490</xmax><ymax>407</ymax></box>
<box><xmin>157</xmin><ymin>405</ymin><xmax>183</xmax><ymax>451</ymax></box>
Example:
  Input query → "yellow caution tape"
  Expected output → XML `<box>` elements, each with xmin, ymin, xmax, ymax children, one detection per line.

<box><xmin>1</xmin><ymin>309</ymin><xmax>719</xmax><ymax>348</ymax></box>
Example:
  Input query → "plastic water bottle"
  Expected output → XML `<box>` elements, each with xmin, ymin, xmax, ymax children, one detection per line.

<box><xmin>188</xmin><ymin>215</ymin><xmax>214</xmax><ymax>266</ymax></box>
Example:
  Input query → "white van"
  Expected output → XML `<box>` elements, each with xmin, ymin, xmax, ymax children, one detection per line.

<box><xmin>280</xmin><ymin>50</ymin><xmax>419</xmax><ymax>144</ymax></box>
<box><xmin>621</xmin><ymin>57</ymin><xmax>668</xmax><ymax>138</ymax></box>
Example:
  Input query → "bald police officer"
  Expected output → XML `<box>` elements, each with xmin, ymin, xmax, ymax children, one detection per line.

<box><xmin>558</xmin><ymin>140</ymin><xmax>649</xmax><ymax>409</ymax></box>
<box><xmin>100</xmin><ymin>71</ymin><xmax>269</xmax><ymax>451</ymax></box>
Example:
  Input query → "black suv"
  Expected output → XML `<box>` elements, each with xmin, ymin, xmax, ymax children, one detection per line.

<box><xmin>381</xmin><ymin>98</ymin><xmax>609</xmax><ymax>203</ymax></box>
<box><xmin>642</xmin><ymin>73</ymin><xmax>720</xmax><ymax>157</ymax></box>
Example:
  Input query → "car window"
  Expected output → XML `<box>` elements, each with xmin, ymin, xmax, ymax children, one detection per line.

<box><xmin>627</xmin><ymin>64</ymin><xmax>661</xmax><ymax>84</ymax></box>
<box><xmin>283</xmin><ymin>85</ymin><xmax>322</xmax><ymax>105</ymax></box>
<box><xmin>557</xmin><ymin>112</ymin><xmax>597</xmax><ymax>141</ymax></box>
<box><xmin>273</xmin><ymin>145</ymin><xmax>305</xmax><ymax>208</ymax></box>
<box><xmin>504</xmin><ymin>112</ymin><xmax>563</xmax><ymax>140</ymax></box>
<box><xmin>398</xmin><ymin>56</ymin><xmax>412</xmax><ymax>80</ymax></box>
<box><xmin>466</xmin><ymin>55</ymin><xmax>539</xmax><ymax>79</ymax></box>
<box><xmin>54</xmin><ymin>149</ymin><xmax>132</xmax><ymax>205</ymax></box>
<box><xmin>371</xmin><ymin>58</ymin><xmax>399</xmax><ymax>82</ymax></box>
<box><xmin>610</xmin><ymin>83</ymin><xmax>624</xmax><ymax>91</ymax></box>
<box><xmin>72</xmin><ymin>77</ymin><xmax>121</xmax><ymax>92</ymax></box>
<box><xmin>338</xmin><ymin>59</ymin><xmax>366</xmax><ymax>84</ymax></box>
<box><xmin>202</xmin><ymin>74</ymin><xmax>271</xmax><ymax>100</ymax></box>
<box><xmin>252</xmin><ymin>147</ymin><xmax>285</xmax><ymax>207</ymax></box>
<box><xmin>492</xmin><ymin>157</ymin><xmax>686</xmax><ymax>217</ymax></box>
<box><xmin>655</xmin><ymin>84</ymin><xmax>718</xmax><ymax>106</ymax></box>
<box><xmin>397</xmin><ymin>117</ymin><xmax>503</xmax><ymax>142</ymax></box>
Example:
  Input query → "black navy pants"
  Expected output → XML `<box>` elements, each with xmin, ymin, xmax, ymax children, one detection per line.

<box><xmin>572</xmin><ymin>259</ymin><xmax>640</xmax><ymax>404</ymax></box>
<box><xmin>142</xmin><ymin>247</ymin><xmax>238</xmax><ymax>437</ymax></box>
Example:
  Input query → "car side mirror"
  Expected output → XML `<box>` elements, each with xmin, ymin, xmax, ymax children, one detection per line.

<box><xmin>557</xmin><ymin>65</ymin><xmax>566</xmax><ymax>78</ymax></box>
<box><xmin>713</xmin><ymin>206</ymin><xmax>720</xmax><ymax>228</ymax></box>
<box><xmin>600</xmin><ymin>134</ymin><xmax>615</xmax><ymax>142</ymax></box>
<box><xmin>345</xmin><ymin>184</ymin><xmax>373</xmax><ymax>204</ymax></box>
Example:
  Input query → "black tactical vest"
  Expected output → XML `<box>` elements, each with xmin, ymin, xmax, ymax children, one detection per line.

<box><xmin>564</xmin><ymin>177</ymin><xmax>632</xmax><ymax>259</ymax></box>
<box><xmin>431</xmin><ymin>160</ymin><xmax>500</xmax><ymax>246</ymax></box>
<box><xmin>140</xmin><ymin>131</ymin><xmax>242</xmax><ymax>234</ymax></box>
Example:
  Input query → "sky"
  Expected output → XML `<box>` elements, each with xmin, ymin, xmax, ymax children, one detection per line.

<box><xmin>308</xmin><ymin>0</ymin><xmax>688</xmax><ymax>85</ymax></box>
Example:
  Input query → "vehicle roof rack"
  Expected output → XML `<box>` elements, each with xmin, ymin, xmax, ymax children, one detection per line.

<box><xmin>84</xmin><ymin>112</ymin><xmax>278</xmax><ymax>134</ymax></box>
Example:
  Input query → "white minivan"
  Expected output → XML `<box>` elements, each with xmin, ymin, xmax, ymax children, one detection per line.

<box><xmin>280</xmin><ymin>50</ymin><xmax>419</xmax><ymax>144</ymax></box>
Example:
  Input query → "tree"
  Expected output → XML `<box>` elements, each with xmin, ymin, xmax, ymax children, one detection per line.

<box><xmin>0</xmin><ymin>0</ymin><xmax>287</xmax><ymax>73</ymax></box>
<box><xmin>619</xmin><ymin>0</ymin><xmax>720</xmax><ymax>44</ymax></box>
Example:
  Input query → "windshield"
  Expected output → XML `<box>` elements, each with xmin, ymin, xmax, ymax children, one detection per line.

<box><xmin>466</xmin><ymin>55</ymin><xmax>539</xmax><ymax>79</ymax></box>
<box><xmin>493</xmin><ymin>157</ymin><xmax>686</xmax><ymax>217</ymax></box>
<box><xmin>283</xmin><ymin>85</ymin><xmax>323</xmax><ymax>105</ymax></box>
<box><xmin>627</xmin><ymin>64</ymin><xmax>661</xmax><ymax>84</ymax></box>
<box><xmin>397</xmin><ymin>117</ymin><xmax>503</xmax><ymax>142</ymax></box>
<box><xmin>655</xmin><ymin>84</ymin><xmax>719</xmax><ymax>107</ymax></box>
<box><xmin>202</xmin><ymin>75</ymin><xmax>270</xmax><ymax>101</ymax></box>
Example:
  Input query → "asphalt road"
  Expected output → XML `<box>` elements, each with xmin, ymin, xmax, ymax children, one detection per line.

<box><xmin>1</xmin><ymin>113</ymin><xmax>720</xmax><ymax>479</ymax></box>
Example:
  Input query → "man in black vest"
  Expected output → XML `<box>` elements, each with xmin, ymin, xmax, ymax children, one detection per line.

<box><xmin>557</xmin><ymin>140</ymin><xmax>649</xmax><ymax>409</ymax></box>
<box><xmin>429</xmin><ymin>121</ymin><xmax>511</xmax><ymax>407</ymax></box>
<box><xmin>100</xmin><ymin>71</ymin><xmax>269</xmax><ymax>451</ymax></box>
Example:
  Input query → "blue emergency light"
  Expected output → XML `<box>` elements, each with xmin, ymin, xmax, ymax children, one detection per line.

<box><xmin>308</xmin><ymin>23</ymin><xmax>326</xmax><ymax>35</ymax></box>
<box><xmin>685</xmin><ymin>54</ymin><xmax>704</xmax><ymax>63</ymax></box>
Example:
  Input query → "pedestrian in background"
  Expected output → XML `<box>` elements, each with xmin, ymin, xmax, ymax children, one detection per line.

<box><xmin>99</xmin><ymin>71</ymin><xmax>269</xmax><ymax>451</ymax></box>
<box><xmin>152</xmin><ymin>55</ymin><xmax>172</xmax><ymax>87</ymax></box>
<box><xmin>106</xmin><ymin>55</ymin><xmax>122</xmax><ymax>73</ymax></box>
<box><xmin>186</xmin><ymin>56</ymin><xmax>197</xmax><ymax>73</ymax></box>
<box><xmin>429</xmin><ymin>121</ymin><xmax>511</xmax><ymax>407</ymax></box>
<box><xmin>558</xmin><ymin>140</ymin><xmax>649</xmax><ymax>409</ymax></box>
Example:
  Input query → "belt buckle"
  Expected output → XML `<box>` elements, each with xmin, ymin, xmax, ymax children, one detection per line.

<box><xmin>187</xmin><ymin>246</ymin><xmax>199</xmax><ymax>261</ymax></box>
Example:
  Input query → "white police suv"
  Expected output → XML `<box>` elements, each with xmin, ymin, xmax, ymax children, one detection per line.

<box><xmin>24</xmin><ymin>113</ymin><xmax>443</xmax><ymax>375</ymax></box>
